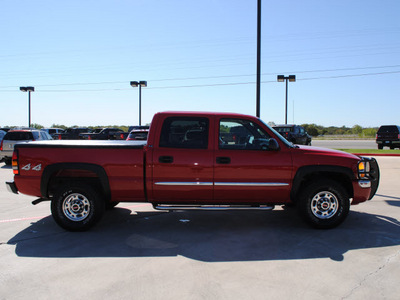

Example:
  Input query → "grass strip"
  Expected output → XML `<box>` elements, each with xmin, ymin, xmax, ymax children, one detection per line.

<box><xmin>336</xmin><ymin>149</ymin><xmax>400</xmax><ymax>154</ymax></box>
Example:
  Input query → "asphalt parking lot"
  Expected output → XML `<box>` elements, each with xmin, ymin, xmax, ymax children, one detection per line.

<box><xmin>1</xmin><ymin>157</ymin><xmax>400</xmax><ymax>299</ymax></box>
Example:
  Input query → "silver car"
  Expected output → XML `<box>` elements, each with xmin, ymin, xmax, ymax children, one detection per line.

<box><xmin>0</xmin><ymin>130</ymin><xmax>52</xmax><ymax>165</ymax></box>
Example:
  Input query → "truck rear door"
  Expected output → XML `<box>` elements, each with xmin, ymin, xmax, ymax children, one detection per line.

<box><xmin>149</xmin><ymin>115</ymin><xmax>214</xmax><ymax>202</ymax></box>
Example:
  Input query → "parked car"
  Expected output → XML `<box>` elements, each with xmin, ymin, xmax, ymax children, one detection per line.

<box><xmin>376</xmin><ymin>125</ymin><xmax>400</xmax><ymax>149</ymax></box>
<box><xmin>42</xmin><ymin>128</ymin><xmax>65</xmax><ymax>139</ymax></box>
<box><xmin>273</xmin><ymin>124</ymin><xmax>312</xmax><ymax>145</ymax></box>
<box><xmin>57</xmin><ymin>128</ymin><xmax>91</xmax><ymax>140</ymax></box>
<box><xmin>116</xmin><ymin>126</ymin><xmax>150</xmax><ymax>140</ymax></box>
<box><xmin>0</xmin><ymin>130</ymin><xmax>6</xmax><ymax>162</ymax></box>
<box><xmin>0</xmin><ymin>129</ymin><xmax>52</xmax><ymax>165</ymax></box>
<box><xmin>126</xmin><ymin>129</ymin><xmax>149</xmax><ymax>140</ymax></box>
<box><xmin>80</xmin><ymin>128</ymin><xmax>124</xmax><ymax>140</ymax></box>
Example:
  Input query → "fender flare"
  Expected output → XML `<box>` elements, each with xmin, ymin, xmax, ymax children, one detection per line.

<box><xmin>41</xmin><ymin>163</ymin><xmax>111</xmax><ymax>200</ymax></box>
<box><xmin>291</xmin><ymin>165</ymin><xmax>355</xmax><ymax>200</ymax></box>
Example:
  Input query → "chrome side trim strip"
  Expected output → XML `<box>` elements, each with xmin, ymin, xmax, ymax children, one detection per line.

<box><xmin>154</xmin><ymin>182</ymin><xmax>289</xmax><ymax>187</ymax></box>
<box><xmin>155</xmin><ymin>182</ymin><xmax>213</xmax><ymax>186</ymax></box>
<box><xmin>215</xmin><ymin>182</ymin><xmax>289</xmax><ymax>187</ymax></box>
<box><xmin>154</xmin><ymin>205</ymin><xmax>275</xmax><ymax>211</ymax></box>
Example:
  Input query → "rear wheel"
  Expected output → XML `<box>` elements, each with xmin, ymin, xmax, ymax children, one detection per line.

<box><xmin>377</xmin><ymin>145</ymin><xmax>383</xmax><ymax>150</ymax></box>
<box><xmin>298</xmin><ymin>179</ymin><xmax>350</xmax><ymax>229</ymax></box>
<box><xmin>51</xmin><ymin>183</ymin><xmax>105</xmax><ymax>231</ymax></box>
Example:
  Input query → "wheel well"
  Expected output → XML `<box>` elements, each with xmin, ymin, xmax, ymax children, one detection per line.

<box><xmin>292</xmin><ymin>171</ymin><xmax>353</xmax><ymax>203</ymax></box>
<box><xmin>41</xmin><ymin>164</ymin><xmax>111</xmax><ymax>202</ymax></box>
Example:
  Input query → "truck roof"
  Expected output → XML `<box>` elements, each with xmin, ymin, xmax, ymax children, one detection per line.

<box><xmin>156</xmin><ymin>111</ymin><xmax>257</xmax><ymax>118</ymax></box>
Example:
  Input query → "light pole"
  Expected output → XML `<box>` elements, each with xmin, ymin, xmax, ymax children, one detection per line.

<box><xmin>277</xmin><ymin>75</ymin><xmax>296</xmax><ymax>124</ymax></box>
<box><xmin>256</xmin><ymin>0</ymin><xmax>261</xmax><ymax>118</ymax></box>
<box><xmin>20</xmin><ymin>86</ymin><xmax>35</xmax><ymax>127</ymax></box>
<box><xmin>130</xmin><ymin>81</ymin><xmax>147</xmax><ymax>126</ymax></box>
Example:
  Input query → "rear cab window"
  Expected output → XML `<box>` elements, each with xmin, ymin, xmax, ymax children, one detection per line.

<box><xmin>377</xmin><ymin>126</ymin><xmax>400</xmax><ymax>134</ymax></box>
<box><xmin>159</xmin><ymin>117</ymin><xmax>209</xmax><ymax>149</ymax></box>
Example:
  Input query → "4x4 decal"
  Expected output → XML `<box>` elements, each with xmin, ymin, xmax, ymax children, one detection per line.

<box><xmin>21</xmin><ymin>164</ymin><xmax>42</xmax><ymax>171</ymax></box>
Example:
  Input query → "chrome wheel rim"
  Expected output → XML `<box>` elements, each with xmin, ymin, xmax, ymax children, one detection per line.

<box><xmin>63</xmin><ymin>193</ymin><xmax>91</xmax><ymax>222</ymax></box>
<box><xmin>311</xmin><ymin>191</ymin><xmax>338</xmax><ymax>219</ymax></box>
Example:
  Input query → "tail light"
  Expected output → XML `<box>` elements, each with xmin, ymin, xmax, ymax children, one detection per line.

<box><xmin>120</xmin><ymin>133</ymin><xmax>124</xmax><ymax>140</ymax></box>
<box><xmin>0</xmin><ymin>140</ymin><xmax>3</xmax><ymax>151</ymax></box>
<box><xmin>12</xmin><ymin>150</ymin><xmax>19</xmax><ymax>175</ymax></box>
<box><xmin>58</xmin><ymin>134</ymin><xmax>62</xmax><ymax>140</ymax></box>
<box><xmin>88</xmin><ymin>136</ymin><xmax>92</xmax><ymax>140</ymax></box>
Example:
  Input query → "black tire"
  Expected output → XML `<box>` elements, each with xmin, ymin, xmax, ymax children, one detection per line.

<box><xmin>51</xmin><ymin>183</ymin><xmax>105</xmax><ymax>231</ymax></box>
<box><xmin>297</xmin><ymin>179</ymin><xmax>350</xmax><ymax>229</ymax></box>
<box><xmin>377</xmin><ymin>145</ymin><xmax>383</xmax><ymax>150</ymax></box>
<box><xmin>105</xmin><ymin>201</ymin><xmax>119</xmax><ymax>210</ymax></box>
<box><xmin>4</xmin><ymin>158</ymin><xmax>11</xmax><ymax>165</ymax></box>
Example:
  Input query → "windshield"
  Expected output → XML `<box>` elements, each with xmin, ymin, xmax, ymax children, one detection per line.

<box><xmin>259</xmin><ymin>120</ymin><xmax>295</xmax><ymax>148</ymax></box>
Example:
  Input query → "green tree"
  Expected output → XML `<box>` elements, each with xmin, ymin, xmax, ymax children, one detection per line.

<box><xmin>352</xmin><ymin>125</ymin><xmax>363</xmax><ymax>136</ymax></box>
<box><xmin>31</xmin><ymin>123</ymin><xmax>43</xmax><ymax>129</ymax></box>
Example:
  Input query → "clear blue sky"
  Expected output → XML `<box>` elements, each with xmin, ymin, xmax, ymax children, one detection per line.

<box><xmin>1</xmin><ymin>0</ymin><xmax>399</xmax><ymax>128</ymax></box>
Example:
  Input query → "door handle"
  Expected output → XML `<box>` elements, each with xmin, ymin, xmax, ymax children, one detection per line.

<box><xmin>159</xmin><ymin>156</ymin><xmax>174</xmax><ymax>163</ymax></box>
<box><xmin>216</xmin><ymin>157</ymin><xmax>231</xmax><ymax>164</ymax></box>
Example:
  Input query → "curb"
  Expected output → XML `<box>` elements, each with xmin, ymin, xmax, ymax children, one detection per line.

<box><xmin>352</xmin><ymin>153</ymin><xmax>400</xmax><ymax>157</ymax></box>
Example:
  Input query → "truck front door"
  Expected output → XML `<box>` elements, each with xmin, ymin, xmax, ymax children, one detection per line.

<box><xmin>214</xmin><ymin>117</ymin><xmax>292</xmax><ymax>203</ymax></box>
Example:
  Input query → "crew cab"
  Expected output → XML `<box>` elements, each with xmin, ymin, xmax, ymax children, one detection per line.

<box><xmin>6</xmin><ymin>112</ymin><xmax>379</xmax><ymax>231</ymax></box>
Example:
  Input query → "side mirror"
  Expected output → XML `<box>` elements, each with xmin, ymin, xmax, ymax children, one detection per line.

<box><xmin>268</xmin><ymin>138</ymin><xmax>280</xmax><ymax>151</ymax></box>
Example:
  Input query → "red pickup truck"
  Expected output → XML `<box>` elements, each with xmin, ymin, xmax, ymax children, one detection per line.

<box><xmin>6</xmin><ymin>112</ymin><xmax>379</xmax><ymax>231</ymax></box>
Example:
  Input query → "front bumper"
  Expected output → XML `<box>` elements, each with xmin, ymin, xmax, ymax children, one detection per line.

<box><xmin>6</xmin><ymin>181</ymin><xmax>18</xmax><ymax>194</ymax></box>
<box><xmin>360</xmin><ymin>157</ymin><xmax>380</xmax><ymax>200</ymax></box>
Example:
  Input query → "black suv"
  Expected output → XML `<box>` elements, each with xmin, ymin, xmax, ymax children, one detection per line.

<box><xmin>273</xmin><ymin>124</ymin><xmax>312</xmax><ymax>145</ymax></box>
<box><xmin>376</xmin><ymin>125</ymin><xmax>400</xmax><ymax>149</ymax></box>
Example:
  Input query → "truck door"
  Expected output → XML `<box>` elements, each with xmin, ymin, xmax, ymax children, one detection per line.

<box><xmin>150</xmin><ymin>116</ymin><xmax>214</xmax><ymax>202</ymax></box>
<box><xmin>214</xmin><ymin>117</ymin><xmax>292</xmax><ymax>203</ymax></box>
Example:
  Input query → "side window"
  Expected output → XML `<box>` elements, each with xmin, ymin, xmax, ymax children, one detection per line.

<box><xmin>159</xmin><ymin>117</ymin><xmax>209</xmax><ymax>149</ymax></box>
<box><xmin>219</xmin><ymin>119</ymin><xmax>271</xmax><ymax>150</ymax></box>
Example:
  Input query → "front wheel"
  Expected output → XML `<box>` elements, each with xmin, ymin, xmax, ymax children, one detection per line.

<box><xmin>51</xmin><ymin>183</ymin><xmax>105</xmax><ymax>231</ymax></box>
<box><xmin>298</xmin><ymin>180</ymin><xmax>350</xmax><ymax>229</ymax></box>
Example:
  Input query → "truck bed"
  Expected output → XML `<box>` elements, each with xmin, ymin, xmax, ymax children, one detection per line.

<box><xmin>14</xmin><ymin>140</ymin><xmax>147</xmax><ymax>202</ymax></box>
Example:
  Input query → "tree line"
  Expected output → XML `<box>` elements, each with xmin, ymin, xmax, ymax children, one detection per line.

<box><xmin>301</xmin><ymin>124</ymin><xmax>377</xmax><ymax>138</ymax></box>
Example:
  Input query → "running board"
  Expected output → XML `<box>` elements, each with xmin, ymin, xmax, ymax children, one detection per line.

<box><xmin>153</xmin><ymin>204</ymin><xmax>275</xmax><ymax>211</ymax></box>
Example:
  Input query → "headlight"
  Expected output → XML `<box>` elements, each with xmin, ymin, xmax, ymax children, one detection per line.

<box><xmin>358</xmin><ymin>160</ymin><xmax>370</xmax><ymax>179</ymax></box>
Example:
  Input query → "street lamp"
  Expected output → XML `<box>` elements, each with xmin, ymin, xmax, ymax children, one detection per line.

<box><xmin>277</xmin><ymin>75</ymin><xmax>296</xmax><ymax>124</ymax></box>
<box><xmin>19</xmin><ymin>86</ymin><xmax>35</xmax><ymax>127</ymax></box>
<box><xmin>256</xmin><ymin>0</ymin><xmax>261</xmax><ymax>118</ymax></box>
<box><xmin>130</xmin><ymin>81</ymin><xmax>147</xmax><ymax>126</ymax></box>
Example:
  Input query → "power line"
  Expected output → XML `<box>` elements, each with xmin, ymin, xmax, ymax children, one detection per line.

<box><xmin>0</xmin><ymin>65</ymin><xmax>400</xmax><ymax>93</ymax></box>
<box><xmin>1</xmin><ymin>64</ymin><xmax>399</xmax><ymax>90</ymax></box>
